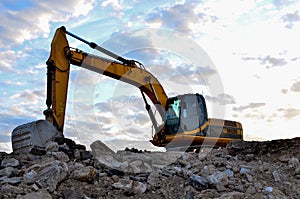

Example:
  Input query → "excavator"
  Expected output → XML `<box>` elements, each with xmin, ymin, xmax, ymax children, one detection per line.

<box><xmin>11</xmin><ymin>26</ymin><xmax>243</xmax><ymax>153</ymax></box>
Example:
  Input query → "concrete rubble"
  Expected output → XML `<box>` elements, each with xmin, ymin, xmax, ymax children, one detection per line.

<box><xmin>0</xmin><ymin>137</ymin><xmax>299</xmax><ymax>198</ymax></box>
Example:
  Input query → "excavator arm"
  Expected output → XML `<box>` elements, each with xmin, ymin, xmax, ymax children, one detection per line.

<box><xmin>44</xmin><ymin>26</ymin><xmax>168</xmax><ymax>133</ymax></box>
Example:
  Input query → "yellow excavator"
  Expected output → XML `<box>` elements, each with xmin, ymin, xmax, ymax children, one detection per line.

<box><xmin>11</xmin><ymin>26</ymin><xmax>243</xmax><ymax>153</ymax></box>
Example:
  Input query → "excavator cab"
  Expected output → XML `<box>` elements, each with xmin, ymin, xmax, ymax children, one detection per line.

<box><xmin>164</xmin><ymin>94</ymin><xmax>208</xmax><ymax>135</ymax></box>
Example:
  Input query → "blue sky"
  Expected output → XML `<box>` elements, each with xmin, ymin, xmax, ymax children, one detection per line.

<box><xmin>1</xmin><ymin>0</ymin><xmax>300</xmax><ymax>152</ymax></box>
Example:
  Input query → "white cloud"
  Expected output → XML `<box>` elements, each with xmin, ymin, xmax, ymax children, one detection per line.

<box><xmin>282</xmin><ymin>10</ymin><xmax>300</xmax><ymax>28</ymax></box>
<box><xmin>290</xmin><ymin>81</ymin><xmax>300</xmax><ymax>93</ymax></box>
<box><xmin>278</xmin><ymin>108</ymin><xmax>300</xmax><ymax>119</ymax></box>
<box><xmin>205</xmin><ymin>93</ymin><xmax>236</xmax><ymax>105</ymax></box>
<box><xmin>145</xmin><ymin>0</ymin><xmax>218</xmax><ymax>34</ymax></box>
<box><xmin>0</xmin><ymin>50</ymin><xmax>24</xmax><ymax>73</ymax></box>
<box><xmin>233</xmin><ymin>102</ymin><xmax>266</xmax><ymax>112</ymax></box>
<box><xmin>101</xmin><ymin>0</ymin><xmax>124</xmax><ymax>11</ymax></box>
<box><xmin>242</xmin><ymin>55</ymin><xmax>288</xmax><ymax>68</ymax></box>
<box><xmin>0</xmin><ymin>0</ymin><xmax>96</xmax><ymax>47</ymax></box>
<box><xmin>273</xmin><ymin>0</ymin><xmax>298</xmax><ymax>10</ymax></box>
<box><xmin>3</xmin><ymin>80</ymin><xmax>26</xmax><ymax>86</ymax></box>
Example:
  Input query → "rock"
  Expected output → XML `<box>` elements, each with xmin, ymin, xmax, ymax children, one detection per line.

<box><xmin>264</xmin><ymin>186</ymin><xmax>273</xmax><ymax>193</ymax></box>
<box><xmin>129</xmin><ymin>159</ymin><xmax>153</xmax><ymax>173</ymax></box>
<box><xmin>295</xmin><ymin>166</ymin><xmax>300</xmax><ymax>175</ymax></box>
<box><xmin>245</xmin><ymin>173</ymin><xmax>253</xmax><ymax>182</ymax></box>
<box><xmin>29</xmin><ymin>146</ymin><xmax>47</xmax><ymax>156</ymax></box>
<box><xmin>132</xmin><ymin>181</ymin><xmax>147</xmax><ymax>194</ymax></box>
<box><xmin>64</xmin><ymin>138</ymin><xmax>86</xmax><ymax>150</ymax></box>
<box><xmin>245</xmin><ymin>186</ymin><xmax>256</xmax><ymax>195</ymax></box>
<box><xmin>279</xmin><ymin>155</ymin><xmax>290</xmax><ymax>163</ymax></box>
<box><xmin>239</xmin><ymin>167</ymin><xmax>250</xmax><ymax>174</ymax></box>
<box><xmin>45</xmin><ymin>141</ymin><xmax>59</xmax><ymax>152</ymax></box>
<box><xmin>215</xmin><ymin>182</ymin><xmax>227</xmax><ymax>191</ymax></box>
<box><xmin>95</xmin><ymin>154</ymin><xmax>128</xmax><ymax>173</ymax></box>
<box><xmin>16</xmin><ymin>190</ymin><xmax>52</xmax><ymax>199</ymax></box>
<box><xmin>72</xmin><ymin>166</ymin><xmax>97</xmax><ymax>182</ymax></box>
<box><xmin>0</xmin><ymin>167</ymin><xmax>17</xmax><ymax>177</ymax></box>
<box><xmin>130</xmin><ymin>173</ymin><xmax>149</xmax><ymax>182</ymax></box>
<box><xmin>90</xmin><ymin>140</ymin><xmax>115</xmax><ymax>156</ymax></box>
<box><xmin>272</xmin><ymin>170</ymin><xmax>281</xmax><ymax>182</ymax></box>
<box><xmin>265</xmin><ymin>188</ymin><xmax>287</xmax><ymax>199</ymax></box>
<box><xmin>1</xmin><ymin>158</ymin><xmax>20</xmax><ymax>167</ymax></box>
<box><xmin>200</xmin><ymin>165</ymin><xmax>216</xmax><ymax>177</ymax></box>
<box><xmin>112</xmin><ymin>179</ymin><xmax>133</xmax><ymax>190</ymax></box>
<box><xmin>189</xmin><ymin>174</ymin><xmax>210</xmax><ymax>191</ymax></box>
<box><xmin>207</xmin><ymin>171</ymin><xmax>229</xmax><ymax>186</ymax></box>
<box><xmin>49</xmin><ymin>151</ymin><xmax>70</xmax><ymax>162</ymax></box>
<box><xmin>245</xmin><ymin>153</ymin><xmax>255</xmax><ymax>161</ymax></box>
<box><xmin>23</xmin><ymin>160</ymin><xmax>68</xmax><ymax>192</ymax></box>
<box><xmin>217</xmin><ymin>191</ymin><xmax>244</xmax><ymax>199</ymax></box>
<box><xmin>288</xmin><ymin>157</ymin><xmax>299</xmax><ymax>168</ymax></box>
<box><xmin>111</xmin><ymin>175</ymin><xmax>119</xmax><ymax>182</ymax></box>
<box><xmin>254</xmin><ymin>182</ymin><xmax>263</xmax><ymax>190</ymax></box>
<box><xmin>32</xmin><ymin>184</ymin><xmax>39</xmax><ymax>191</ymax></box>
<box><xmin>112</xmin><ymin>178</ymin><xmax>146</xmax><ymax>194</ymax></box>
<box><xmin>223</xmin><ymin>169</ymin><xmax>234</xmax><ymax>177</ymax></box>
<box><xmin>161</xmin><ymin>167</ymin><xmax>176</xmax><ymax>177</ymax></box>
<box><xmin>74</xmin><ymin>149</ymin><xmax>81</xmax><ymax>160</ymax></box>
<box><xmin>63</xmin><ymin>188</ymin><xmax>81</xmax><ymax>199</ymax></box>
<box><xmin>0</xmin><ymin>176</ymin><xmax>22</xmax><ymax>185</ymax></box>
<box><xmin>80</xmin><ymin>150</ymin><xmax>93</xmax><ymax>160</ymax></box>
<box><xmin>147</xmin><ymin>171</ymin><xmax>160</xmax><ymax>188</ymax></box>
<box><xmin>234</xmin><ymin>184</ymin><xmax>244</xmax><ymax>192</ymax></box>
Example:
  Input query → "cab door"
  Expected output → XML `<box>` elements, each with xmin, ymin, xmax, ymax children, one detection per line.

<box><xmin>180</xmin><ymin>95</ymin><xmax>200</xmax><ymax>132</ymax></box>
<box><xmin>180</xmin><ymin>94</ymin><xmax>208</xmax><ymax>133</ymax></box>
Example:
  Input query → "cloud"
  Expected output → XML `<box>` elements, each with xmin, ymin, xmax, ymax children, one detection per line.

<box><xmin>101</xmin><ymin>0</ymin><xmax>124</xmax><ymax>11</ymax></box>
<box><xmin>101</xmin><ymin>31</ymin><xmax>155</xmax><ymax>56</ymax></box>
<box><xmin>281</xmin><ymin>10</ymin><xmax>300</xmax><ymax>28</ymax></box>
<box><xmin>169</xmin><ymin>64</ymin><xmax>217</xmax><ymax>86</ymax></box>
<box><xmin>233</xmin><ymin>102</ymin><xmax>266</xmax><ymax>112</ymax></box>
<box><xmin>145</xmin><ymin>0</ymin><xmax>218</xmax><ymax>34</ymax></box>
<box><xmin>205</xmin><ymin>93</ymin><xmax>236</xmax><ymax>105</ymax></box>
<box><xmin>290</xmin><ymin>56</ymin><xmax>300</xmax><ymax>61</ymax></box>
<box><xmin>242</xmin><ymin>55</ymin><xmax>287</xmax><ymax>68</ymax></box>
<box><xmin>290</xmin><ymin>81</ymin><xmax>300</xmax><ymax>93</ymax></box>
<box><xmin>281</xmin><ymin>80</ymin><xmax>300</xmax><ymax>94</ymax></box>
<box><xmin>278</xmin><ymin>108</ymin><xmax>300</xmax><ymax>119</ymax></box>
<box><xmin>281</xmin><ymin>88</ymin><xmax>288</xmax><ymax>94</ymax></box>
<box><xmin>10</xmin><ymin>89</ymin><xmax>44</xmax><ymax>102</ymax></box>
<box><xmin>273</xmin><ymin>0</ymin><xmax>298</xmax><ymax>9</ymax></box>
<box><xmin>2</xmin><ymin>80</ymin><xmax>26</xmax><ymax>86</ymax></box>
<box><xmin>0</xmin><ymin>142</ymin><xmax>12</xmax><ymax>152</ymax></box>
<box><xmin>0</xmin><ymin>50</ymin><xmax>24</xmax><ymax>73</ymax></box>
<box><xmin>260</xmin><ymin>56</ymin><xmax>287</xmax><ymax>67</ymax></box>
<box><xmin>0</xmin><ymin>0</ymin><xmax>96</xmax><ymax>47</ymax></box>
<box><xmin>0</xmin><ymin>89</ymin><xmax>46</xmax><ymax>125</ymax></box>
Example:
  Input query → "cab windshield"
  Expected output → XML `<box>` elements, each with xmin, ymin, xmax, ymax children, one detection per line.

<box><xmin>165</xmin><ymin>99</ymin><xmax>181</xmax><ymax>134</ymax></box>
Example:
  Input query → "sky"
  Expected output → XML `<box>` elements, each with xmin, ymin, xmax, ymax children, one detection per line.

<box><xmin>0</xmin><ymin>0</ymin><xmax>300</xmax><ymax>152</ymax></box>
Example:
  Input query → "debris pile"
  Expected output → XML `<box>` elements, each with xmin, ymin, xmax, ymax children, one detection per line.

<box><xmin>0</xmin><ymin>137</ymin><xmax>299</xmax><ymax>199</ymax></box>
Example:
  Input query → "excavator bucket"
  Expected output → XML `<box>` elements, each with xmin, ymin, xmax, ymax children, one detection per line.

<box><xmin>11</xmin><ymin>120</ymin><xmax>62</xmax><ymax>154</ymax></box>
